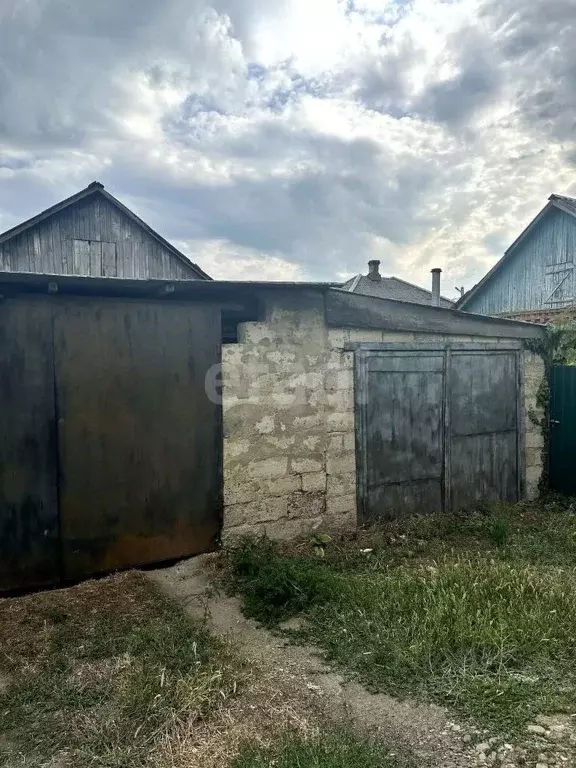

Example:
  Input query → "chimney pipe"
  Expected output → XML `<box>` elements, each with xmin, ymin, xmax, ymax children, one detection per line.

<box><xmin>431</xmin><ymin>268</ymin><xmax>442</xmax><ymax>306</ymax></box>
<box><xmin>368</xmin><ymin>260</ymin><xmax>381</xmax><ymax>281</ymax></box>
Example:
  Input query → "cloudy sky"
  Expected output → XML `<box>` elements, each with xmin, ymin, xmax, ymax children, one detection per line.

<box><xmin>0</xmin><ymin>0</ymin><xmax>575</xmax><ymax>296</ymax></box>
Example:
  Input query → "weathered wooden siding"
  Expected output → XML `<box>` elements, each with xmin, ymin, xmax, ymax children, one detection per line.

<box><xmin>355</xmin><ymin>344</ymin><xmax>522</xmax><ymax>522</ymax></box>
<box><xmin>465</xmin><ymin>208</ymin><xmax>576</xmax><ymax>315</ymax></box>
<box><xmin>0</xmin><ymin>195</ymin><xmax>198</xmax><ymax>280</ymax></box>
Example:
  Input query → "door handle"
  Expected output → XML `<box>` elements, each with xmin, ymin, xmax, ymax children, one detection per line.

<box><xmin>551</xmin><ymin>419</ymin><xmax>560</xmax><ymax>425</ymax></box>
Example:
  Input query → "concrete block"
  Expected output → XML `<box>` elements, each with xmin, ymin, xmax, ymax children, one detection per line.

<box><xmin>288</xmin><ymin>491</ymin><xmax>326</xmax><ymax>518</ymax></box>
<box><xmin>326</xmin><ymin>412</ymin><xmax>355</xmax><ymax>431</ymax></box>
<box><xmin>325</xmin><ymin>350</ymin><xmax>353</xmax><ymax>370</ymax></box>
<box><xmin>267</xmin><ymin>349</ymin><xmax>297</xmax><ymax>365</ymax></box>
<box><xmin>525</xmin><ymin>430</ymin><xmax>544</xmax><ymax>449</ymax></box>
<box><xmin>326</xmin><ymin>494</ymin><xmax>357</xmax><ymax>515</ymax></box>
<box><xmin>293</xmin><ymin>413</ymin><xmax>328</xmax><ymax>431</ymax></box>
<box><xmin>248</xmin><ymin>457</ymin><xmax>289</xmax><ymax>479</ymax></box>
<box><xmin>328</xmin><ymin>434</ymin><xmax>344</xmax><ymax>451</ymax></box>
<box><xmin>264</xmin><ymin>516</ymin><xmax>324</xmax><ymax>541</ymax></box>
<box><xmin>223</xmin><ymin>438</ymin><xmax>252</xmax><ymax>460</ymax></box>
<box><xmin>326</xmin><ymin>390</ymin><xmax>354</xmax><ymax>411</ymax></box>
<box><xmin>290</xmin><ymin>456</ymin><xmax>324</xmax><ymax>474</ymax></box>
<box><xmin>286</xmin><ymin>372</ymin><xmax>324</xmax><ymax>391</ymax></box>
<box><xmin>271</xmin><ymin>392</ymin><xmax>302</xmax><ymax>409</ymax></box>
<box><xmin>255</xmin><ymin>415</ymin><xmax>275</xmax><ymax>434</ymax></box>
<box><xmin>325</xmin><ymin>369</ymin><xmax>353</xmax><ymax>392</ymax></box>
<box><xmin>221</xmin><ymin>522</ymin><xmax>266</xmax><ymax>541</ymax></box>
<box><xmin>266</xmin><ymin>435</ymin><xmax>297</xmax><ymax>450</ymax></box>
<box><xmin>224</xmin><ymin>480</ymin><xmax>258</xmax><ymax>506</ymax></box>
<box><xmin>224</xmin><ymin>475</ymin><xmax>303</xmax><ymax>506</ymax></box>
<box><xmin>302</xmin><ymin>472</ymin><xmax>327</xmax><ymax>492</ymax></box>
<box><xmin>327</xmin><ymin>329</ymin><xmax>350</xmax><ymax>349</ymax></box>
<box><xmin>343</xmin><ymin>432</ymin><xmax>356</xmax><ymax>451</ymax></box>
<box><xmin>326</xmin><ymin>452</ymin><xmax>356</xmax><ymax>475</ymax></box>
<box><xmin>301</xmin><ymin>434</ymin><xmax>324</xmax><ymax>452</ymax></box>
<box><xmin>526</xmin><ymin>465</ymin><xmax>543</xmax><ymax>487</ymax></box>
<box><xmin>348</xmin><ymin>329</ymin><xmax>384</xmax><ymax>343</ymax></box>
<box><xmin>526</xmin><ymin>447</ymin><xmax>543</xmax><ymax>469</ymax></box>
<box><xmin>225</xmin><ymin>496</ymin><xmax>290</xmax><ymax>528</ymax></box>
<box><xmin>327</xmin><ymin>472</ymin><xmax>356</xmax><ymax>497</ymax></box>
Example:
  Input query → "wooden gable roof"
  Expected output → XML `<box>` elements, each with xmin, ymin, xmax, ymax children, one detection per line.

<box><xmin>0</xmin><ymin>182</ymin><xmax>211</xmax><ymax>280</ymax></box>
<box><xmin>457</xmin><ymin>194</ymin><xmax>576</xmax><ymax>309</ymax></box>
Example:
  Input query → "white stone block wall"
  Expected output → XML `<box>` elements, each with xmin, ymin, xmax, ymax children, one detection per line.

<box><xmin>222</xmin><ymin>291</ymin><xmax>358</xmax><ymax>540</ymax></box>
<box><xmin>222</xmin><ymin>291</ymin><xmax>546</xmax><ymax>540</ymax></box>
<box><xmin>523</xmin><ymin>351</ymin><xmax>546</xmax><ymax>499</ymax></box>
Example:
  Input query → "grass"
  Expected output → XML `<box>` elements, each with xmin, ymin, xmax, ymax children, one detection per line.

<box><xmin>232</xmin><ymin>728</ymin><xmax>413</xmax><ymax>768</ymax></box>
<box><xmin>0</xmin><ymin>572</ymin><xmax>242</xmax><ymax>767</ymax></box>
<box><xmin>225</xmin><ymin>498</ymin><xmax>576</xmax><ymax>735</ymax></box>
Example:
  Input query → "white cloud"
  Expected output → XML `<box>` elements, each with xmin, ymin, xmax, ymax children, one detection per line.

<box><xmin>0</xmin><ymin>0</ymin><xmax>575</xmax><ymax>294</ymax></box>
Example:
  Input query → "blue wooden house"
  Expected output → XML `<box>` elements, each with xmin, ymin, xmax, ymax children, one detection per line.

<box><xmin>458</xmin><ymin>194</ymin><xmax>576</xmax><ymax>322</ymax></box>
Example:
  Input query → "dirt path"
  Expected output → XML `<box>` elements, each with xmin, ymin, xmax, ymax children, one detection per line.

<box><xmin>148</xmin><ymin>554</ymin><xmax>487</xmax><ymax>767</ymax></box>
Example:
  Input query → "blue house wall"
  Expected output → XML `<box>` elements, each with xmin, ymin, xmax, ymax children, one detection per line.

<box><xmin>465</xmin><ymin>207</ymin><xmax>576</xmax><ymax>315</ymax></box>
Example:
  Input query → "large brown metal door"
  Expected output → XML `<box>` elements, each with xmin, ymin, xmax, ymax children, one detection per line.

<box><xmin>0</xmin><ymin>299</ymin><xmax>60</xmax><ymax>590</ymax></box>
<box><xmin>53</xmin><ymin>299</ymin><xmax>222</xmax><ymax>579</ymax></box>
<box><xmin>355</xmin><ymin>344</ymin><xmax>522</xmax><ymax>522</ymax></box>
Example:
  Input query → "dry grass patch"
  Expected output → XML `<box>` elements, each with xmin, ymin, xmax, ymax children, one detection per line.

<box><xmin>163</xmin><ymin>664</ymin><xmax>325</xmax><ymax>768</ymax></box>
<box><xmin>0</xmin><ymin>572</ymin><xmax>242</xmax><ymax>767</ymax></box>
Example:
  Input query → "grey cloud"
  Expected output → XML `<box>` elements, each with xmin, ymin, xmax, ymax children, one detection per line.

<box><xmin>415</xmin><ymin>29</ymin><xmax>502</xmax><ymax>127</ymax></box>
<box><xmin>0</xmin><ymin>0</ymin><xmax>249</xmax><ymax>146</ymax></box>
<box><xmin>103</xmin><ymin>126</ymin><xmax>437</xmax><ymax>278</ymax></box>
<box><xmin>481</xmin><ymin>0</ymin><xmax>576</xmax><ymax>143</ymax></box>
<box><xmin>1</xmin><ymin>0</ymin><xmax>575</xmax><ymax>289</ymax></box>
<box><xmin>357</xmin><ymin>37</ymin><xmax>418</xmax><ymax>115</ymax></box>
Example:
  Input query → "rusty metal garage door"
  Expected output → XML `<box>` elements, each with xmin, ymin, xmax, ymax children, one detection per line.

<box><xmin>0</xmin><ymin>296</ymin><xmax>222</xmax><ymax>591</ymax></box>
<box><xmin>0</xmin><ymin>299</ymin><xmax>60</xmax><ymax>590</ymax></box>
<box><xmin>354</xmin><ymin>344</ymin><xmax>523</xmax><ymax>522</ymax></box>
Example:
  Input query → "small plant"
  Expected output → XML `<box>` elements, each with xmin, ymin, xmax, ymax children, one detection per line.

<box><xmin>310</xmin><ymin>532</ymin><xmax>333</xmax><ymax>558</ymax></box>
<box><xmin>227</xmin><ymin>537</ymin><xmax>338</xmax><ymax>625</ymax></box>
<box><xmin>487</xmin><ymin>517</ymin><xmax>510</xmax><ymax>548</ymax></box>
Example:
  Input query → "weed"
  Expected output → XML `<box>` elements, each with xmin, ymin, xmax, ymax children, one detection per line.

<box><xmin>227</xmin><ymin>537</ymin><xmax>338</xmax><ymax>625</ymax></box>
<box><xmin>487</xmin><ymin>516</ymin><xmax>510</xmax><ymax>548</ymax></box>
<box><xmin>232</xmin><ymin>728</ymin><xmax>414</xmax><ymax>768</ymax></box>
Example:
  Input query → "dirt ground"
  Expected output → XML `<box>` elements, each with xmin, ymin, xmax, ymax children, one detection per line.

<box><xmin>148</xmin><ymin>554</ymin><xmax>486</xmax><ymax>768</ymax></box>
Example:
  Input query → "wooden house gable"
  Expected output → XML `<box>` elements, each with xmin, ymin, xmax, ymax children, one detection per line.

<box><xmin>0</xmin><ymin>185</ymin><xmax>208</xmax><ymax>281</ymax></box>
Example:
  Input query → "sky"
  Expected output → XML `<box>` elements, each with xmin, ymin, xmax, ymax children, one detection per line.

<box><xmin>0</xmin><ymin>0</ymin><xmax>575</xmax><ymax>298</ymax></box>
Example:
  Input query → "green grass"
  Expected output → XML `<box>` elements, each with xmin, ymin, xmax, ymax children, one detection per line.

<box><xmin>232</xmin><ymin>728</ymin><xmax>413</xmax><ymax>768</ymax></box>
<box><xmin>0</xmin><ymin>572</ymin><xmax>241</xmax><ymax>767</ymax></box>
<box><xmin>226</xmin><ymin>499</ymin><xmax>576</xmax><ymax>735</ymax></box>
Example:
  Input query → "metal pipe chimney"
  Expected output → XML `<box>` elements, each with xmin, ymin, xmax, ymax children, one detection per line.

<box><xmin>431</xmin><ymin>268</ymin><xmax>442</xmax><ymax>306</ymax></box>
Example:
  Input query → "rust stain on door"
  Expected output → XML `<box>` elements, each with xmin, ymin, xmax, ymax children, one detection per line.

<box><xmin>54</xmin><ymin>298</ymin><xmax>222</xmax><ymax>580</ymax></box>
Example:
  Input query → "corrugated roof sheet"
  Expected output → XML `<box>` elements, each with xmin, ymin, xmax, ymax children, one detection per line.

<box><xmin>342</xmin><ymin>274</ymin><xmax>454</xmax><ymax>308</ymax></box>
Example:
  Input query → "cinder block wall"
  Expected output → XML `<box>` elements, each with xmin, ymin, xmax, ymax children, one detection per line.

<box><xmin>523</xmin><ymin>351</ymin><xmax>546</xmax><ymax>498</ymax></box>
<box><xmin>222</xmin><ymin>291</ymin><xmax>546</xmax><ymax>540</ymax></box>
